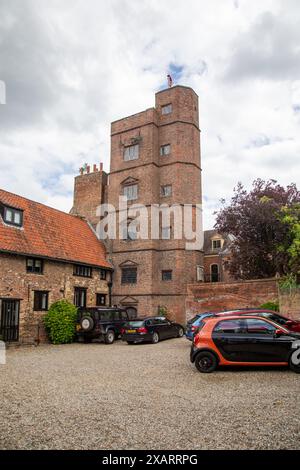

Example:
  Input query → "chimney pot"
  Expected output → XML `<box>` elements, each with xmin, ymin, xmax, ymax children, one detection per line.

<box><xmin>86</xmin><ymin>165</ymin><xmax>90</xmax><ymax>174</ymax></box>
<box><xmin>100</xmin><ymin>162</ymin><xmax>103</xmax><ymax>171</ymax></box>
<box><xmin>93</xmin><ymin>164</ymin><xmax>97</xmax><ymax>172</ymax></box>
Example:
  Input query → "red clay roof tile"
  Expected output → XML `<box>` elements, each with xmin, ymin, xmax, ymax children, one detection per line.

<box><xmin>0</xmin><ymin>188</ymin><xmax>111</xmax><ymax>269</ymax></box>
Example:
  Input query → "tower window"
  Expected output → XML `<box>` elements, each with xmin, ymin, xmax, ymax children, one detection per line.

<box><xmin>121</xmin><ymin>267</ymin><xmax>137</xmax><ymax>284</ymax></box>
<box><xmin>160</xmin><ymin>144</ymin><xmax>171</xmax><ymax>156</ymax></box>
<box><xmin>123</xmin><ymin>184</ymin><xmax>138</xmax><ymax>201</ymax></box>
<box><xmin>162</xmin><ymin>270</ymin><xmax>172</xmax><ymax>281</ymax></box>
<box><xmin>161</xmin><ymin>104</ymin><xmax>172</xmax><ymax>115</ymax></box>
<box><xmin>162</xmin><ymin>226</ymin><xmax>171</xmax><ymax>239</ymax></box>
<box><xmin>124</xmin><ymin>144</ymin><xmax>139</xmax><ymax>161</ymax></box>
<box><xmin>161</xmin><ymin>185</ymin><xmax>172</xmax><ymax>197</ymax></box>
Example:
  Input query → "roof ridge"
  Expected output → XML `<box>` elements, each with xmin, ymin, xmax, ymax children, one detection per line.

<box><xmin>0</xmin><ymin>187</ymin><xmax>84</xmax><ymax>222</ymax></box>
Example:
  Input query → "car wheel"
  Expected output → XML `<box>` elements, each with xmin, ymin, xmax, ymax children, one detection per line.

<box><xmin>152</xmin><ymin>332</ymin><xmax>159</xmax><ymax>344</ymax></box>
<box><xmin>105</xmin><ymin>330</ymin><xmax>115</xmax><ymax>344</ymax></box>
<box><xmin>289</xmin><ymin>349</ymin><xmax>300</xmax><ymax>373</ymax></box>
<box><xmin>177</xmin><ymin>327</ymin><xmax>184</xmax><ymax>338</ymax></box>
<box><xmin>80</xmin><ymin>316</ymin><xmax>94</xmax><ymax>332</ymax></box>
<box><xmin>195</xmin><ymin>351</ymin><xmax>217</xmax><ymax>373</ymax></box>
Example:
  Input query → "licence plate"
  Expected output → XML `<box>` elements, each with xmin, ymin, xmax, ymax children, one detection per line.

<box><xmin>126</xmin><ymin>329</ymin><xmax>136</xmax><ymax>333</ymax></box>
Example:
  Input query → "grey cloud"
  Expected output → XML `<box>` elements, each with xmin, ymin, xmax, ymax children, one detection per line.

<box><xmin>225</xmin><ymin>11</ymin><xmax>300</xmax><ymax>81</ymax></box>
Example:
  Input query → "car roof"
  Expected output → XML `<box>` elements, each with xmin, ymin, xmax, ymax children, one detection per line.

<box><xmin>203</xmin><ymin>314</ymin><xmax>277</xmax><ymax>323</ymax></box>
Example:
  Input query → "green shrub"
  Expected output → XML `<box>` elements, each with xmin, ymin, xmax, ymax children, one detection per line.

<box><xmin>44</xmin><ymin>300</ymin><xmax>78</xmax><ymax>344</ymax></box>
<box><xmin>260</xmin><ymin>301</ymin><xmax>280</xmax><ymax>312</ymax></box>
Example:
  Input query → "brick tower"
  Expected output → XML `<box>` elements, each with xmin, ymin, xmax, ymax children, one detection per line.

<box><xmin>108</xmin><ymin>85</ymin><xmax>203</xmax><ymax>322</ymax></box>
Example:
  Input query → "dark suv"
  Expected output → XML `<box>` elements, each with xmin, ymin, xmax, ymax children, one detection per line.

<box><xmin>76</xmin><ymin>307</ymin><xmax>134</xmax><ymax>344</ymax></box>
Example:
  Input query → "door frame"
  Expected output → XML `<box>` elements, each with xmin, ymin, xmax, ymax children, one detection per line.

<box><xmin>0</xmin><ymin>298</ymin><xmax>21</xmax><ymax>342</ymax></box>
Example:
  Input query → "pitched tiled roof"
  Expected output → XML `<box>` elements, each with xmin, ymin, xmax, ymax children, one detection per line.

<box><xmin>0</xmin><ymin>188</ymin><xmax>111</xmax><ymax>269</ymax></box>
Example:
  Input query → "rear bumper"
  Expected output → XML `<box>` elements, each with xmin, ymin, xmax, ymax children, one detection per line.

<box><xmin>122</xmin><ymin>333</ymin><xmax>152</xmax><ymax>343</ymax></box>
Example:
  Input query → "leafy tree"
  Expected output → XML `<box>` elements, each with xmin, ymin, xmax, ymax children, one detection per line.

<box><xmin>215</xmin><ymin>179</ymin><xmax>300</xmax><ymax>280</ymax></box>
<box><xmin>44</xmin><ymin>300</ymin><xmax>78</xmax><ymax>344</ymax></box>
<box><xmin>277</xmin><ymin>203</ymin><xmax>300</xmax><ymax>282</ymax></box>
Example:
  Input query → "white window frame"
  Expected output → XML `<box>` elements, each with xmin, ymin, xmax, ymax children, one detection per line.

<box><xmin>123</xmin><ymin>184</ymin><xmax>138</xmax><ymax>201</ymax></box>
<box><xmin>161</xmin><ymin>185</ymin><xmax>172</xmax><ymax>197</ymax></box>
<box><xmin>161</xmin><ymin>104</ymin><xmax>172</xmax><ymax>115</ymax></box>
<box><xmin>160</xmin><ymin>144</ymin><xmax>171</xmax><ymax>156</ymax></box>
<box><xmin>124</xmin><ymin>144</ymin><xmax>139</xmax><ymax>161</ymax></box>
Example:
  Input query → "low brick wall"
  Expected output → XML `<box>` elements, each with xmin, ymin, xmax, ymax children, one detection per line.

<box><xmin>186</xmin><ymin>278</ymin><xmax>278</xmax><ymax>321</ymax></box>
<box><xmin>279</xmin><ymin>289</ymin><xmax>300</xmax><ymax>320</ymax></box>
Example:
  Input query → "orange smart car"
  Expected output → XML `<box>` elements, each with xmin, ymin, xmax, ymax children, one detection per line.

<box><xmin>190</xmin><ymin>315</ymin><xmax>300</xmax><ymax>373</ymax></box>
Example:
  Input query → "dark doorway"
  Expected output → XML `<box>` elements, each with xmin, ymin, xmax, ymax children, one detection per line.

<box><xmin>211</xmin><ymin>264</ymin><xmax>220</xmax><ymax>282</ymax></box>
<box><xmin>0</xmin><ymin>299</ymin><xmax>20</xmax><ymax>342</ymax></box>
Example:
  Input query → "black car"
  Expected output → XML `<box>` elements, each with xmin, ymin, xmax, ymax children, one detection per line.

<box><xmin>121</xmin><ymin>316</ymin><xmax>185</xmax><ymax>344</ymax></box>
<box><xmin>76</xmin><ymin>307</ymin><xmax>134</xmax><ymax>344</ymax></box>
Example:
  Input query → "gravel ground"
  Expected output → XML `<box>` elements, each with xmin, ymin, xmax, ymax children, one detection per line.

<box><xmin>0</xmin><ymin>339</ymin><xmax>299</xmax><ymax>450</ymax></box>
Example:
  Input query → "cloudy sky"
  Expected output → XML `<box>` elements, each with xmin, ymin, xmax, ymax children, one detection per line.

<box><xmin>0</xmin><ymin>0</ymin><xmax>299</xmax><ymax>229</ymax></box>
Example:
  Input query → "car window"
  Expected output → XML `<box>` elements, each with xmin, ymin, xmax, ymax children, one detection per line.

<box><xmin>145</xmin><ymin>319</ymin><xmax>153</xmax><ymax>326</ymax></box>
<box><xmin>214</xmin><ymin>320</ymin><xmax>244</xmax><ymax>334</ymax></box>
<box><xmin>120</xmin><ymin>311</ymin><xmax>128</xmax><ymax>320</ymax></box>
<box><xmin>259</xmin><ymin>312</ymin><xmax>287</xmax><ymax>326</ymax></box>
<box><xmin>126</xmin><ymin>320</ymin><xmax>144</xmax><ymax>328</ymax></box>
<box><xmin>245</xmin><ymin>319</ymin><xmax>276</xmax><ymax>334</ymax></box>
<box><xmin>99</xmin><ymin>311</ymin><xmax>114</xmax><ymax>321</ymax></box>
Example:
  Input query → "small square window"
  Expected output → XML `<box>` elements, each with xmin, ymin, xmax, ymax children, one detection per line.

<box><xmin>26</xmin><ymin>258</ymin><xmax>43</xmax><ymax>274</ymax></box>
<box><xmin>96</xmin><ymin>293</ymin><xmax>107</xmax><ymax>306</ymax></box>
<box><xmin>121</xmin><ymin>267</ymin><xmax>137</xmax><ymax>284</ymax></box>
<box><xmin>161</xmin><ymin>104</ymin><xmax>172</xmax><ymax>115</ymax></box>
<box><xmin>3</xmin><ymin>206</ymin><xmax>23</xmax><ymax>227</ymax></box>
<box><xmin>124</xmin><ymin>144</ymin><xmax>139</xmax><ymax>161</ymax></box>
<box><xmin>34</xmin><ymin>291</ymin><xmax>49</xmax><ymax>311</ymax></box>
<box><xmin>162</xmin><ymin>270</ymin><xmax>172</xmax><ymax>281</ymax></box>
<box><xmin>160</xmin><ymin>144</ymin><xmax>171</xmax><ymax>156</ymax></box>
<box><xmin>161</xmin><ymin>185</ymin><xmax>172</xmax><ymax>197</ymax></box>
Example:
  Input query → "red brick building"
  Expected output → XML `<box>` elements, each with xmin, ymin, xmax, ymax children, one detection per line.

<box><xmin>203</xmin><ymin>230</ymin><xmax>234</xmax><ymax>283</ymax></box>
<box><xmin>72</xmin><ymin>85</ymin><xmax>204</xmax><ymax>323</ymax></box>
<box><xmin>0</xmin><ymin>189</ymin><xmax>112</xmax><ymax>343</ymax></box>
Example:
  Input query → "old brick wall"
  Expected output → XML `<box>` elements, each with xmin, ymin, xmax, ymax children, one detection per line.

<box><xmin>0</xmin><ymin>253</ymin><xmax>109</xmax><ymax>343</ymax></box>
<box><xmin>279</xmin><ymin>289</ymin><xmax>300</xmax><ymax>320</ymax></box>
<box><xmin>186</xmin><ymin>278</ymin><xmax>279</xmax><ymax>321</ymax></box>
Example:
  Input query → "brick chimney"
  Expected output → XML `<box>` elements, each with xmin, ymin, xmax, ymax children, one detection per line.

<box><xmin>70</xmin><ymin>163</ymin><xmax>108</xmax><ymax>227</ymax></box>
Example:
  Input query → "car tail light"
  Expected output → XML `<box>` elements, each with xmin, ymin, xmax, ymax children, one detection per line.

<box><xmin>121</xmin><ymin>328</ymin><xmax>125</xmax><ymax>334</ymax></box>
<box><xmin>191</xmin><ymin>325</ymin><xmax>197</xmax><ymax>331</ymax></box>
<box><xmin>137</xmin><ymin>327</ymin><xmax>147</xmax><ymax>334</ymax></box>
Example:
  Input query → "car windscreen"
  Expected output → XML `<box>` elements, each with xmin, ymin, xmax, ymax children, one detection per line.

<box><xmin>126</xmin><ymin>321</ymin><xmax>145</xmax><ymax>327</ymax></box>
